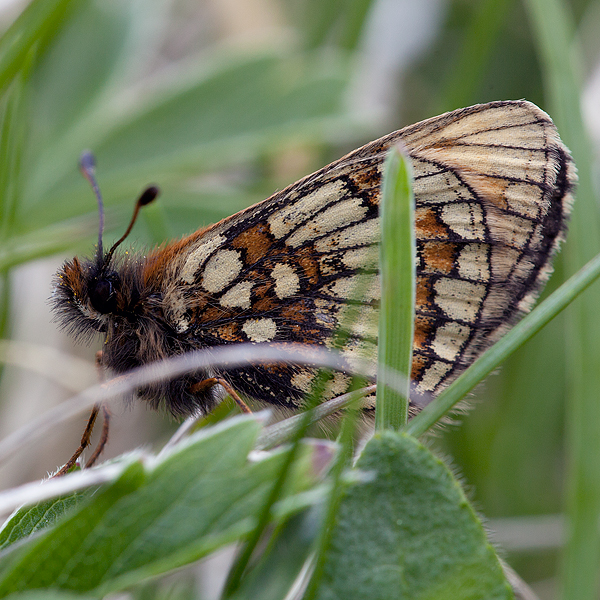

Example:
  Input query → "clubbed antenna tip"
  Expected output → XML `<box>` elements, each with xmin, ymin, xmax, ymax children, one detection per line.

<box><xmin>103</xmin><ymin>185</ymin><xmax>161</xmax><ymax>267</ymax></box>
<box><xmin>138</xmin><ymin>186</ymin><xmax>159</xmax><ymax>207</ymax></box>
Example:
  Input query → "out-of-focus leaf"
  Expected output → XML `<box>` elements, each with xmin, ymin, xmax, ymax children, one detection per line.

<box><xmin>27</xmin><ymin>0</ymin><xmax>134</xmax><ymax>145</ymax></box>
<box><xmin>25</xmin><ymin>53</ymin><xmax>351</xmax><ymax>226</ymax></box>
<box><xmin>0</xmin><ymin>592</ymin><xmax>95</xmax><ymax>600</ymax></box>
<box><xmin>0</xmin><ymin>0</ymin><xmax>78</xmax><ymax>94</ymax></box>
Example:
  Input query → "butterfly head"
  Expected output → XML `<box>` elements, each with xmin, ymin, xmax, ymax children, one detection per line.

<box><xmin>52</xmin><ymin>152</ymin><xmax>158</xmax><ymax>341</ymax></box>
<box><xmin>52</xmin><ymin>254</ymin><xmax>119</xmax><ymax>340</ymax></box>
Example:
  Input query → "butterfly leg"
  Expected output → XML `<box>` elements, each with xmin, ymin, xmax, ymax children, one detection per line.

<box><xmin>54</xmin><ymin>403</ymin><xmax>102</xmax><ymax>476</ymax></box>
<box><xmin>83</xmin><ymin>350</ymin><xmax>111</xmax><ymax>468</ymax></box>
<box><xmin>189</xmin><ymin>377</ymin><xmax>252</xmax><ymax>414</ymax></box>
<box><xmin>54</xmin><ymin>351</ymin><xmax>112</xmax><ymax>476</ymax></box>
<box><xmin>85</xmin><ymin>403</ymin><xmax>110</xmax><ymax>468</ymax></box>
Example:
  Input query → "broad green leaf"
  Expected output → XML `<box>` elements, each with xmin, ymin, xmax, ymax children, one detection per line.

<box><xmin>0</xmin><ymin>417</ymin><xmax>330</xmax><ymax>596</ymax></box>
<box><xmin>0</xmin><ymin>491</ymin><xmax>86</xmax><ymax>552</ymax></box>
<box><xmin>313</xmin><ymin>431</ymin><xmax>513</xmax><ymax>600</ymax></box>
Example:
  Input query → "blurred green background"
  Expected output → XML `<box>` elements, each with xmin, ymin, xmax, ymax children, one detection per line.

<box><xmin>0</xmin><ymin>0</ymin><xmax>599</xmax><ymax>598</ymax></box>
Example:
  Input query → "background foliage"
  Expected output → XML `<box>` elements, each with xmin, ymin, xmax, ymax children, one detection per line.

<box><xmin>0</xmin><ymin>0</ymin><xmax>599</xmax><ymax>598</ymax></box>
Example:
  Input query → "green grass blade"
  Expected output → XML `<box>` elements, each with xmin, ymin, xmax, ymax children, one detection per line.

<box><xmin>302</xmin><ymin>0</ymin><xmax>374</xmax><ymax>50</ymax></box>
<box><xmin>405</xmin><ymin>251</ymin><xmax>600</xmax><ymax>438</ymax></box>
<box><xmin>522</xmin><ymin>2</ymin><xmax>600</xmax><ymax>599</ymax></box>
<box><xmin>227</xmin><ymin>511</ymin><xmax>316</xmax><ymax>600</ymax></box>
<box><xmin>223</xmin><ymin>371</ymin><xmax>342</xmax><ymax>597</ymax></box>
<box><xmin>0</xmin><ymin>0</ymin><xmax>77</xmax><ymax>94</ymax></box>
<box><xmin>375</xmin><ymin>146</ymin><xmax>415</xmax><ymax>431</ymax></box>
<box><xmin>302</xmin><ymin>408</ymin><xmax>359</xmax><ymax>600</ymax></box>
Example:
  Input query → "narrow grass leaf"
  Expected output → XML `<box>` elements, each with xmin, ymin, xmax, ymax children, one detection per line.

<box><xmin>227</xmin><ymin>510</ymin><xmax>317</xmax><ymax>600</ymax></box>
<box><xmin>376</xmin><ymin>146</ymin><xmax>415</xmax><ymax>430</ymax></box>
<box><xmin>437</xmin><ymin>0</ymin><xmax>514</xmax><ymax>112</ymax></box>
<box><xmin>0</xmin><ymin>0</ymin><xmax>77</xmax><ymax>94</ymax></box>
<box><xmin>303</xmin><ymin>404</ymin><xmax>360</xmax><ymax>600</ymax></box>
<box><xmin>523</xmin><ymin>2</ymin><xmax>600</xmax><ymax>599</ymax></box>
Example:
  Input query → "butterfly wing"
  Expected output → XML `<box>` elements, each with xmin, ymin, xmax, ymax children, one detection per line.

<box><xmin>160</xmin><ymin>100</ymin><xmax>575</xmax><ymax>408</ymax></box>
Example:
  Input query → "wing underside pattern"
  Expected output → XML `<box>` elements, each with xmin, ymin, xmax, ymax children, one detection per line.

<box><xmin>158</xmin><ymin>101</ymin><xmax>575</xmax><ymax>408</ymax></box>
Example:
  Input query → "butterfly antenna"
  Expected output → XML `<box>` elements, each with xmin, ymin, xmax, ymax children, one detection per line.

<box><xmin>78</xmin><ymin>151</ymin><xmax>160</xmax><ymax>267</ymax></box>
<box><xmin>79</xmin><ymin>151</ymin><xmax>105</xmax><ymax>257</ymax></box>
<box><xmin>103</xmin><ymin>185</ymin><xmax>160</xmax><ymax>266</ymax></box>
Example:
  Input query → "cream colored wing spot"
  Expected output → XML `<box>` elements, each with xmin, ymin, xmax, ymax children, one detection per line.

<box><xmin>181</xmin><ymin>234</ymin><xmax>227</xmax><ymax>284</ymax></box>
<box><xmin>242</xmin><ymin>318</ymin><xmax>277</xmax><ymax>342</ymax></box>
<box><xmin>268</xmin><ymin>179</ymin><xmax>345</xmax><ymax>239</ymax></box>
<box><xmin>397</xmin><ymin>102</ymin><xmax>545</xmax><ymax>149</ymax></box>
<box><xmin>457</xmin><ymin>244</ymin><xmax>490</xmax><ymax>281</ymax></box>
<box><xmin>431</xmin><ymin>322</ymin><xmax>471</xmax><ymax>362</ymax></box>
<box><xmin>415</xmin><ymin>361</ymin><xmax>453</xmax><ymax>394</ymax></box>
<box><xmin>290</xmin><ymin>369</ymin><xmax>315</xmax><ymax>394</ymax></box>
<box><xmin>319</xmin><ymin>247</ymin><xmax>378</xmax><ymax>275</ymax></box>
<box><xmin>433</xmin><ymin>278</ymin><xmax>486</xmax><ymax>322</ymax></box>
<box><xmin>345</xmin><ymin>305</ymin><xmax>379</xmax><ymax>339</ymax></box>
<box><xmin>220</xmin><ymin>281</ymin><xmax>254</xmax><ymax>309</ymax></box>
<box><xmin>338</xmin><ymin>339</ymin><xmax>378</xmax><ymax>377</ymax></box>
<box><xmin>487</xmin><ymin>211</ymin><xmax>535</xmax><ymax>249</ymax></box>
<box><xmin>415</xmin><ymin>171</ymin><xmax>475</xmax><ymax>206</ymax></box>
<box><xmin>504</xmin><ymin>182</ymin><xmax>544</xmax><ymax>218</ymax></box>
<box><xmin>324</xmin><ymin>372</ymin><xmax>352</xmax><ymax>397</ymax></box>
<box><xmin>417</xmin><ymin>145</ymin><xmax>545</xmax><ymax>187</ymax></box>
<box><xmin>202</xmin><ymin>249</ymin><xmax>243</xmax><ymax>294</ymax></box>
<box><xmin>314</xmin><ymin>218</ymin><xmax>378</xmax><ymax>252</ymax></box>
<box><xmin>341</xmin><ymin>246</ymin><xmax>378</xmax><ymax>270</ymax></box>
<box><xmin>271</xmin><ymin>263</ymin><xmax>300</xmax><ymax>299</ymax></box>
<box><xmin>456</xmin><ymin>124</ymin><xmax>546</xmax><ymax>147</ymax></box>
<box><xmin>163</xmin><ymin>289</ymin><xmax>191</xmax><ymax>332</ymax></box>
<box><xmin>440</xmin><ymin>203</ymin><xmax>486</xmax><ymax>240</ymax></box>
<box><xmin>322</xmin><ymin>275</ymin><xmax>380</xmax><ymax>303</ymax></box>
<box><xmin>285</xmin><ymin>197</ymin><xmax>368</xmax><ymax>248</ymax></box>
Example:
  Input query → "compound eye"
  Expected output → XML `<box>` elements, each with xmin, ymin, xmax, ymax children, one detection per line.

<box><xmin>89</xmin><ymin>276</ymin><xmax>118</xmax><ymax>314</ymax></box>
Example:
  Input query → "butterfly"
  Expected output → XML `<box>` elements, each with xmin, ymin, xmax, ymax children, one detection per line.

<box><xmin>52</xmin><ymin>100</ymin><xmax>575</xmax><ymax>428</ymax></box>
